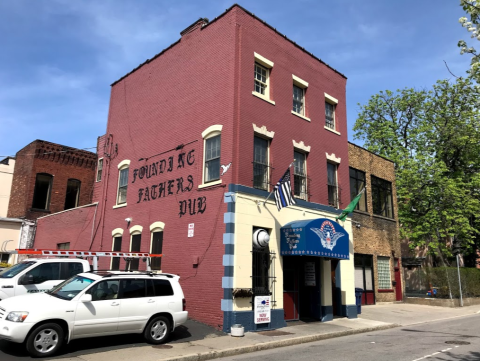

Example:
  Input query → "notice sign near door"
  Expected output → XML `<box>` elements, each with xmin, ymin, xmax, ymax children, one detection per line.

<box><xmin>254</xmin><ymin>296</ymin><xmax>271</xmax><ymax>324</ymax></box>
<box><xmin>305</xmin><ymin>262</ymin><xmax>316</xmax><ymax>286</ymax></box>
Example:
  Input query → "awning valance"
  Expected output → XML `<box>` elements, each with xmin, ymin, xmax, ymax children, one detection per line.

<box><xmin>280</xmin><ymin>218</ymin><xmax>350</xmax><ymax>260</ymax></box>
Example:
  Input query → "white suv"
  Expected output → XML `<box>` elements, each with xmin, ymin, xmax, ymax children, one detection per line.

<box><xmin>0</xmin><ymin>271</ymin><xmax>188</xmax><ymax>357</ymax></box>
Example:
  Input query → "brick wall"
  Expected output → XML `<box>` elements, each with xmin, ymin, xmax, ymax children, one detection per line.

<box><xmin>7</xmin><ymin>140</ymin><xmax>97</xmax><ymax>220</ymax></box>
<box><xmin>348</xmin><ymin>142</ymin><xmax>402</xmax><ymax>302</ymax></box>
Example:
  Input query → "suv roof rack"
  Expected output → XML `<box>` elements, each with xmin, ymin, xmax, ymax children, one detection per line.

<box><xmin>87</xmin><ymin>270</ymin><xmax>175</xmax><ymax>278</ymax></box>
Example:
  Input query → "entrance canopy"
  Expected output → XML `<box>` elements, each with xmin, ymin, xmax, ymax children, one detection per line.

<box><xmin>280</xmin><ymin>218</ymin><xmax>350</xmax><ymax>260</ymax></box>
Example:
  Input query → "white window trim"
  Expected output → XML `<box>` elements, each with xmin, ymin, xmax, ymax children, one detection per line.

<box><xmin>253</xmin><ymin>124</ymin><xmax>275</xmax><ymax>139</ymax></box>
<box><xmin>149</xmin><ymin>221</ymin><xmax>165</xmax><ymax>232</ymax></box>
<box><xmin>129</xmin><ymin>225</ymin><xmax>143</xmax><ymax>235</ymax></box>
<box><xmin>253</xmin><ymin>53</ymin><xmax>274</xmax><ymax>104</ymax></box>
<box><xmin>325</xmin><ymin>93</ymin><xmax>338</xmax><ymax>132</ymax></box>
<box><xmin>115</xmin><ymin>160</ymin><xmax>130</xmax><ymax>207</ymax></box>
<box><xmin>292</xmin><ymin>75</ymin><xmax>309</xmax><ymax>120</ymax></box>
<box><xmin>200</xmin><ymin>125</ymin><xmax>223</xmax><ymax>188</ymax></box>
<box><xmin>324</xmin><ymin>126</ymin><xmax>341</xmax><ymax>135</ymax></box>
<box><xmin>326</xmin><ymin>153</ymin><xmax>341</xmax><ymax>164</ymax></box>
<box><xmin>253</xmin><ymin>135</ymin><xmax>271</xmax><ymax>192</ymax></box>
<box><xmin>327</xmin><ymin>162</ymin><xmax>339</xmax><ymax>208</ymax></box>
<box><xmin>293</xmin><ymin>140</ymin><xmax>311</xmax><ymax>153</ymax></box>
<box><xmin>96</xmin><ymin>158</ymin><xmax>104</xmax><ymax>182</ymax></box>
<box><xmin>294</xmin><ymin>150</ymin><xmax>308</xmax><ymax>201</ymax></box>
<box><xmin>324</xmin><ymin>93</ymin><xmax>338</xmax><ymax>104</ymax></box>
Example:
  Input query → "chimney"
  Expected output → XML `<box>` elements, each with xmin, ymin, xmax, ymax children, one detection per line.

<box><xmin>180</xmin><ymin>18</ymin><xmax>209</xmax><ymax>38</ymax></box>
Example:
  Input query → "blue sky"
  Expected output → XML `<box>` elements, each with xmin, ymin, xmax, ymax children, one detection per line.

<box><xmin>0</xmin><ymin>0</ymin><xmax>472</xmax><ymax>157</ymax></box>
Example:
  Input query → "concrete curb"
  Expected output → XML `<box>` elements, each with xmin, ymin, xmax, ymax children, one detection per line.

<box><xmin>165</xmin><ymin>323</ymin><xmax>399</xmax><ymax>361</ymax></box>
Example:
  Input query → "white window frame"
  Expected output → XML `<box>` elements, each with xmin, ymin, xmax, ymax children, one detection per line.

<box><xmin>96</xmin><ymin>158</ymin><xmax>104</xmax><ymax>182</ymax></box>
<box><xmin>114</xmin><ymin>160</ymin><xmax>130</xmax><ymax>208</ymax></box>
<box><xmin>293</xmin><ymin>150</ymin><xmax>307</xmax><ymax>201</ymax></box>
<box><xmin>252</xmin><ymin>52</ymin><xmax>275</xmax><ymax>105</ymax></box>
<box><xmin>291</xmin><ymin>75</ymin><xmax>310</xmax><ymax>121</ymax></box>
<box><xmin>324</xmin><ymin>93</ymin><xmax>339</xmax><ymax>134</ymax></box>
<box><xmin>253</xmin><ymin>135</ymin><xmax>270</xmax><ymax>191</ymax></box>
<box><xmin>111</xmin><ymin>228</ymin><xmax>124</xmax><ymax>270</ymax></box>
<box><xmin>199</xmin><ymin>125</ymin><xmax>223</xmax><ymax>188</ymax></box>
<box><xmin>327</xmin><ymin>162</ymin><xmax>339</xmax><ymax>208</ymax></box>
<box><xmin>377</xmin><ymin>256</ymin><xmax>392</xmax><ymax>290</ymax></box>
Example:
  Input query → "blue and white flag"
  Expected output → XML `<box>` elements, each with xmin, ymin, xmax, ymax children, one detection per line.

<box><xmin>274</xmin><ymin>168</ymin><xmax>296</xmax><ymax>211</ymax></box>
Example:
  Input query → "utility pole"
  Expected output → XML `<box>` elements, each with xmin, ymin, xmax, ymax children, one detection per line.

<box><xmin>456</xmin><ymin>254</ymin><xmax>463</xmax><ymax>307</ymax></box>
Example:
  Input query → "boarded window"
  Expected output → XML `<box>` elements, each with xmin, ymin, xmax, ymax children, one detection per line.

<box><xmin>130</xmin><ymin>234</ymin><xmax>141</xmax><ymax>271</ymax></box>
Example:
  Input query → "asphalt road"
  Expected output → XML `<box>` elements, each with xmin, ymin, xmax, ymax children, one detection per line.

<box><xmin>0</xmin><ymin>319</ymin><xmax>224</xmax><ymax>361</ymax></box>
<box><xmin>217</xmin><ymin>315</ymin><xmax>480</xmax><ymax>361</ymax></box>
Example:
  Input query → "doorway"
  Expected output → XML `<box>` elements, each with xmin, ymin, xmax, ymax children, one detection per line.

<box><xmin>283</xmin><ymin>257</ymin><xmax>321</xmax><ymax>321</ymax></box>
<box><xmin>394</xmin><ymin>258</ymin><xmax>403</xmax><ymax>301</ymax></box>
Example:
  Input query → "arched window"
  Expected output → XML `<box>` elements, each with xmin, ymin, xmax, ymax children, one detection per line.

<box><xmin>201</xmin><ymin>125</ymin><xmax>222</xmax><ymax>187</ymax></box>
<box><xmin>32</xmin><ymin>173</ymin><xmax>53</xmax><ymax>210</ymax></box>
<box><xmin>116</xmin><ymin>160</ymin><xmax>130</xmax><ymax>206</ymax></box>
<box><xmin>150</xmin><ymin>222</ymin><xmax>165</xmax><ymax>271</ymax></box>
<box><xmin>111</xmin><ymin>228</ymin><xmax>124</xmax><ymax>271</ymax></box>
<box><xmin>64</xmin><ymin>179</ymin><xmax>81</xmax><ymax>210</ymax></box>
<box><xmin>129</xmin><ymin>225</ymin><xmax>143</xmax><ymax>271</ymax></box>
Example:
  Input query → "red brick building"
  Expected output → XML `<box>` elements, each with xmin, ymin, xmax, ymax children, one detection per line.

<box><xmin>35</xmin><ymin>5</ymin><xmax>359</xmax><ymax>332</ymax></box>
<box><xmin>7</xmin><ymin>140</ymin><xmax>97</xmax><ymax>221</ymax></box>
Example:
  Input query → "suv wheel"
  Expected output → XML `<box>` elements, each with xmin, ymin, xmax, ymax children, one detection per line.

<box><xmin>26</xmin><ymin>323</ymin><xmax>64</xmax><ymax>357</ymax></box>
<box><xmin>144</xmin><ymin>316</ymin><xmax>171</xmax><ymax>344</ymax></box>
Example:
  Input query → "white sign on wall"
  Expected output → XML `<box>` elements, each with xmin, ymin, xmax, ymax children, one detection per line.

<box><xmin>188</xmin><ymin>223</ymin><xmax>194</xmax><ymax>238</ymax></box>
<box><xmin>254</xmin><ymin>296</ymin><xmax>271</xmax><ymax>324</ymax></box>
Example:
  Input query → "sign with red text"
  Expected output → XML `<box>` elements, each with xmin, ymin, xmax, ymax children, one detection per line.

<box><xmin>188</xmin><ymin>223</ymin><xmax>194</xmax><ymax>237</ymax></box>
<box><xmin>254</xmin><ymin>296</ymin><xmax>271</xmax><ymax>324</ymax></box>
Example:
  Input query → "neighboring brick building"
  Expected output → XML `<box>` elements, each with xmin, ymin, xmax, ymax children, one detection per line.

<box><xmin>7</xmin><ymin>140</ymin><xmax>97</xmax><ymax>220</ymax></box>
<box><xmin>35</xmin><ymin>5</ymin><xmax>360</xmax><ymax>332</ymax></box>
<box><xmin>348</xmin><ymin>142</ymin><xmax>402</xmax><ymax>304</ymax></box>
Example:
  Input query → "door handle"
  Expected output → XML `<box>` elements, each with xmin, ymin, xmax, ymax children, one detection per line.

<box><xmin>148</xmin><ymin>299</ymin><xmax>155</xmax><ymax>303</ymax></box>
<box><xmin>111</xmin><ymin>302</ymin><xmax>120</xmax><ymax>306</ymax></box>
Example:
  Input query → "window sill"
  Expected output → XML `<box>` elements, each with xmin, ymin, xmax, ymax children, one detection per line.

<box><xmin>353</xmin><ymin>210</ymin><xmax>370</xmax><ymax>216</ymax></box>
<box><xmin>291</xmin><ymin>111</ymin><xmax>311</xmax><ymax>122</ymax></box>
<box><xmin>29</xmin><ymin>208</ymin><xmax>51</xmax><ymax>213</ymax></box>
<box><xmin>372</xmin><ymin>214</ymin><xmax>396</xmax><ymax>222</ymax></box>
<box><xmin>113</xmin><ymin>203</ymin><xmax>127</xmax><ymax>209</ymax></box>
<box><xmin>198</xmin><ymin>180</ymin><xmax>222</xmax><ymax>189</ymax></box>
<box><xmin>252</xmin><ymin>92</ymin><xmax>275</xmax><ymax>105</ymax></box>
<box><xmin>324</xmin><ymin>126</ymin><xmax>341</xmax><ymax>135</ymax></box>
<box><xmin>377</xmin><ymin>289</ymin><xmax>394</xmax><ymax>293</ymax></box>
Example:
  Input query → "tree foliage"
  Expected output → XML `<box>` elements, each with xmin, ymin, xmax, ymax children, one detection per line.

<box><xmin>354</xmin><ymin>78</ymin><xmax>480</xmax><ymax>257</ymax></box>
<box><xmin>458</xmin><ymin>1</ymin><xmax>480</xmax><ymax>81</ymax></box>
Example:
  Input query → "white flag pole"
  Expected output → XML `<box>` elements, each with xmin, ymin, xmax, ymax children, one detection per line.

<box><xmin>260</xmin><ymin>160</ymin><xmax>295</xmax><ymax>206</ymax></box>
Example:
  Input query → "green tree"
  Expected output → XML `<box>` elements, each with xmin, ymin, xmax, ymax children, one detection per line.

<box><xmin>354</xmin><ymin>78</ymin><xmax>480</xmax><ymax>257</ymax></box>
<box><xmin>458</xmin><ymin>1</ymin><xmax>480</xmax><ymax>82</ymax></box>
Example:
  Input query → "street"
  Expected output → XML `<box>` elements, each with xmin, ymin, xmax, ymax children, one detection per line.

<box><xmin>216</xmin><ymin>315</ymin><xmax>480</xmax><ymax>361</ymax></box>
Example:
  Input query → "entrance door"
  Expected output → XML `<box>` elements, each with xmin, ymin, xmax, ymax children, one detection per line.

<box><xmin>331</xmin><ymin>259</ymin><xmax>339</xmax><ymax>315</ymax></box>
<box><xmin>394</xmin><ymin>258</ymin><xmax>403</xmax><ymax>301</ymax></box>
<box><xmin>283</xmin><ymin>258</ymin><xmax>299</xmax><ymax>321</ymax></box>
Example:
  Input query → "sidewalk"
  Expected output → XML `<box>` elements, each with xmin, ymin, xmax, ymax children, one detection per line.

<box><xmin>57</xmin><ymin>303</ymin><xmax>480</xmax><ymax>361</ymax></box>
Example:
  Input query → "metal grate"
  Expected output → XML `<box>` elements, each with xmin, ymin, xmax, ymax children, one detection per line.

<box><xmin>251</xmin><ymin>248</ymin><xmax>276</xmax><ymax>309</ymax></box>
<box><xmin>252</xmin><ymin>162</ymin><xmax>273</xmax><ymax>191</ymax></box>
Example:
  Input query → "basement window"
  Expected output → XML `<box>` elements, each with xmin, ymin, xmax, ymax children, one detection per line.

<box><xmin>32</xmin><ymin>173</ymin><xmax>53</xmax><ymax>210</ymax></box>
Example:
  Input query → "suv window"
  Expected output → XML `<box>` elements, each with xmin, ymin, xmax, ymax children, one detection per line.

<box><xmin>153</xmin><ymin>279</ymin><xmax>174</xmax><ymax>296</ymax></box>
<box><xmin>60</xmin><ymin>262</ymin><xmax>84</xmax><ymax>279</ymax></box>
<box><xmin>25</xmin><ymin>263</ymin><xmax>61</xmax><ymax>284</ymax></box>
<box><xmin>87</xmin><ymin>280</ymin><xmax>120</xmax><ymax>301</ymax></box>
<box><xmin>119</xmin><ymin>279</ymin><xmax>146</xmax><ymax>299</ymax></box>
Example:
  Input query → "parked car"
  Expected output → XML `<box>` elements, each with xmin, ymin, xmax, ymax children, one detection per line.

<box><xmin>0</xmin><ymin>258</ymin><xmax>91</xmax><ymax>301</ymax></box>
<box><xmin>0</xmin><ymin>271</ymin><xmax>188</xmax><ymax>357</ymax></box>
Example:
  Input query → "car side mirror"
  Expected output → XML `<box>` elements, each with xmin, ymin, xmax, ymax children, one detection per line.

<box><xmin>20</xmin><ymin>274</ymin><xmax>34</xmax><ymax>285</ymax></box>
<box><xmin>80</xmin><ymin>294</ymin><xmax>92</xmax><ymax>303</ymax></box>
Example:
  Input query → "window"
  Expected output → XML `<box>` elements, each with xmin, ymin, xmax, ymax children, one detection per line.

<box><xmin>371</xmin><ymin>176</ymin><xmax>393</xmax><ymax>218</ymax></box>
<box><xmin>252</xmin><ymin>246</ymin><xmax>271</xmax><ymax>298</ymax></box>
<box><xmin>97</xmin><ymin>158</ymin><xmax>103</xmax><ymax>182</ymax></box>
<box><xmin>327</xmin><ymin>163</ymin><xmax>338</xmax><ymax>207</ymax></box>
<box><xmin>377</xmin><ymin>257</ymin><xmax>391</xmax><ymax>289</ymax></box>
<box><xmin>325</xmin><ymin>102</ymin><xmax>335</xmax><ymax>129</ymax></box>
<box><xmin>293</xmin><ymin>85</ymin><xmax>304</xmax><ymax>115</ymax></box>
<box><xmin>152</xmin><ymin>279</ymin><xmax>174</xmax><ymax>296</ymax></box>
<box><xmin>294</xmin><ymin>151</ymin><xmax>307</xmax><ymax>200</ymax></box>
<box><xmin>1</xmin><ymin>254</ymin><xmax>9</xmax><ymax>263</ymax></box>
<box><xmin>119</xmin><ymin>279</ymin><xmax>146</xmax><ymax>299</ymax></box>
<box><xmin>60</xmin><ymin>262</ymin><xmax>84</xmax><ymax>279</ymax></box>
<box><xmin>32</xmin><ymin>173</ymin><xmax>53</xmax><ymax>210</ymax></box>
<box><xmin>254</xmin><ymin>63</ymin><xmax>269</xmax><ymax>96</ymax></box>
<box><xmin>349</xmin><ymin>168</ymin><xmax>367</xmax><ymax>212</ymax></box>
<box><xmin>115</xmin><ymin>160</ymin><xmax>130</xmax><ymax>206</ymax></box>
<box><xmin>253</xmin><ymin>136</ymin><xmax>269</xmax><ymax>191</ymax></box>
<box><xmin>151</xmin><ymin>231</ymin><xmax>163</xmax><ymax>271</ymax></box>
<box><xmin>88</xmin><ymin>280</ymin><xmax>120</xmax><ymax>301</ymax></box>
<box><xmin>64</xmin><ymin>179</ymin><xmax>81</xmax><ymax>210</ymax></box>
<box><xmin>205</xmin><ymin>135</ymin><xmax>221</xmax><ymax>183</ymax></box>
<box><xmin>111</xmin><ymin>236</ymin><xmax>122</xmax><ymax>271</ymax></box>
<box><xmin>25</xmin><ymin>263</ymin><xmax>61</xmax><ymax>284</ymax></box>
<box><xmin>354</xmin><ymin>254</ymin><xmax>374</xmax><ymax>292</ymax></box>
<box><xmin>130</xmin><ymin>234</ymin><xmax>141</xmax><ymax>271</ymax></box>
<box><xmin>57</xmin><ymin>243</ymin><xmax>70</xmax><ymax>250</ymax></box>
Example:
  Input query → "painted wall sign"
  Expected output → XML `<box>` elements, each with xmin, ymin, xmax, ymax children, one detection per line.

<box><xmin>280</xmin><ymin>218</ymin><xmax>350</xmax><ymax>260</ymax></box>
<box><xmin>254</xmin><ymin>296</ymin><xmax>271</xmax><ymax>324</ymax></box>
<box><xmin>131</xmin><ymin>147</ymin><xmax>208</xmax><ymax>218</ymax></box>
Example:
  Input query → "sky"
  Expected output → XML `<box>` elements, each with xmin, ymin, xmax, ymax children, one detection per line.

<box><xmin>0</xmin><ymin>0</ymin><xmax>473</xmax><ymax>158</ymax></box>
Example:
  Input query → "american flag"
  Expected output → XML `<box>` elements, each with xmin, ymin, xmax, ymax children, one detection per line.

<box><xmin>274</xmin><ymin>168</ymin><xmax>296</xmax><ymax>211</ymax></box>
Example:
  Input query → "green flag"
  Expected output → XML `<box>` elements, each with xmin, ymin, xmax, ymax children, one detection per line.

<box><xmin>336</xmin><ymin>188</ymin><xmax>365</xmax><ymax>222</ymax></box>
